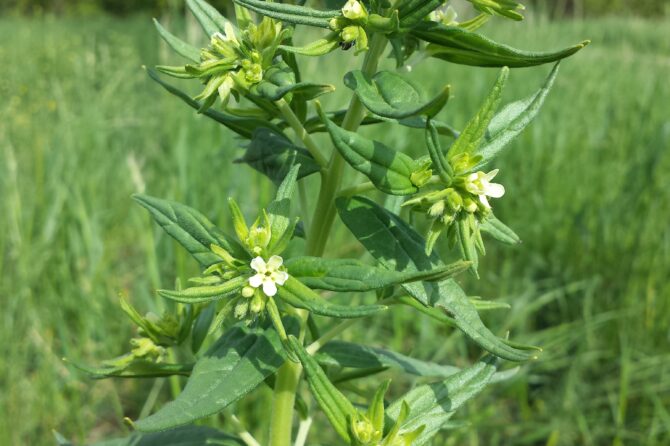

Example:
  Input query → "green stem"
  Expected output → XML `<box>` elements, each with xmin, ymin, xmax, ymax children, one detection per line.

<box><xmin>276</xmin><ymin>98</ymin><xmax>329</xmax><ymax>168</ymax></box>
<box><xmin>268</xmin><ymin>33</ymin><xmax>387</xmax><ymax>446</ymax></box>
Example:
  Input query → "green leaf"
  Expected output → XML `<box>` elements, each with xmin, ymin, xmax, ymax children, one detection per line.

<box><xmin>285</xmin><ymin>257</ymin><xmax>470</xmax><ymax>292</ymax></box>
<box><xmin>146</xmin><ymin>68</ymin><xmax>283</xmax><ymax>139</ymax></box>
<box><xmin>68</xmin><ymin>358</ymin><xmax>193</xmax><ymax>379</ymax></box>
<box><xmin>474</xmin><ymin>63</ymin><xmax>560</xmax><ymax>168</ymax></box>
<box><xmin>412</xmin><ymin>22</ymin><xmax>589</xmax><ymax>67</ymax></box>
<box><xmin>135</xmin><ymin>320</ymin><xmax>298</xmax><ymax>432</ymax></box>
<box><xmin>276</xmin><ymin>277</ymin><xmax>387</xmax><ymax>319</ymax></box>
<box><xmin>397</xmin><ymin>0</ymin><xmax>443</xmax><ymax>29</ymax></box>
<box><xmin>426</xmin><ymin>120</ymin><xmax>453</xmax><ymax>183</ymax></box>
<box><xmin>133</xmin><ymin>194</ymin><xmax>246</xmax><ymax>268</ymax></box>
<box><xmin>318</xmin><ymin>106</ymin><xmax>421</xmax><ymax>195</ymax></box>
<box><xmin>251</xmin><ymin>63</ymin><xmax>335</xmax><ymax>102</ymax></box>
<box><xmin>153</xmin><ymin>19</ymin><xmax>200</xmax><ymax>63</ymax></box>
<box><xmin>479</xmin><ymin>213</ymin><xmax>520</xmax><ymax>244</ymax></box>
<box><xmin>186</xmin><ymin>0</ymin><xmax>230</xmax><ymax>37</ymax></box>
<box><xmin>448</xmin><ymin>67</ymin><xmax>508</xmax><ymax>159</ymax></box>
<box><xmin>344</xmin><ymin>70</ymin><xmax>450</xmax><ymax>119</ymax></box>
<box><xmin>288</xmin><ymin>336</ymin><xmax>358</xmax><ymax>442</ymax></box>
<box><xmin>267</xmin><ymin>163</ymin><xmax>300</xmax><ymax>253</ymax></box>
<box><xmin>84</xmin><ymin>425</ymin><xmax>243</xmax><ymax>446</ymax></box>
<box><xmin>236</xmin><ymin>128</ymin><xmax>321</xmax><ymax>185</ymax></box>
<box><xmin>191</xmin><ymin>302</ymin><xmax>216</xmax><ymax>353</ymax></box>
<box><xmin>232</xmin><ymin>0</ymin><xmax>337</xmax><ymax>28</ymax></box>
<box><xmin>279</xmin><ymin>32</ymin><xmax>341</xmax><ymax>57</ymax></box>
<box><xmin>316</xmin><ymin>341</ymin><xmax>461</xmax><ymax>378</ymax></box>
<box><xmin>336</xmin><ymin>196</ymin><xmax>535</xmax><ymax>361</ymax></box>
<box><xmin>385</xmin><ymin>356</ymin><xmax>498</xmax><ymax>445</ymax></box>
<box><xmin>158</xmin><ymin>276</ymin><xmax>246</xmax><ymax>304</ymax></box>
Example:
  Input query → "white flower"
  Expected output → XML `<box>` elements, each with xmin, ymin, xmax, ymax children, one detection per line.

<box><xmin>430</xmin><ymin>5</ymin><xmax>458</xmax><ymax>25</ymax></box>
<box><xmin>248</xmin><ymin>255</ymin><xmax>289</xmax><ymax>297</ymax></box>
<box><xmin>464</xmin><ymin>169</ymin><xmax>505</xmax><ymax>209</ymax></box>
<box><xmin>342</xmin><ymin>0</ymin><xmax>366</xmax><ymax>20</ymax></box>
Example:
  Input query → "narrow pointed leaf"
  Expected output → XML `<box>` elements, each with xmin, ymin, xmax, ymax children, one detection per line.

<box><xmin>279</xmin><ymin>32</ymin><xmax>341</xmax><ymax>56</ymax></box>
<box><xmin>426</xmin><ymin>120</ymin><xmax>453</xmax><ymax>183</ymax></box>
<box><xmin>316</xmin><ymin>341</ymin><xmax>461</xmax><ymax>378</ymax></box>
<box><xmin>448</xmin><ymin>67</ymin><xmax>508</xmax><ymax>158</ymax></box>
<box><xmin>412</xmin><ymin>21</ymin><xmax>589</xmax><ymax>67</ymax></box>
<box><xmin>153</xmin><ymin>19</ymin><xmax>201</xmax><ymax>63</ymax></box>
<box><xmin>135</xmin><ymin>320</ymin><xmax>298</xmax><ymax>431</ymax></box>
<box><xmin>69</xmin><ymin>359</ymin><xmax>193</xmax><ymax>379</ymax></box>
<box><xmin>133</xmin><ymin>194</ymin><xmax>246</xmax><ymax>267</ymax></box>
<box><xmin>158</xmin><ymin>276</ymin><xmax>246</xmax><ymax>304</ymax></box>
<box><xmin>285</xmin><ymin>257</ymin><xmax>470</xmax><ymax>292</ymax></box>
<box><xmin>288</xmin><ymin>336</ymin><xmax>358</xmax><ymax>442</ymax></box>
<box><xmin>479</xmin><ymin>213</ymin><xmax>520</xmax><ymax>245</ymax></box>
<box><xmin>319</xmin><ymin>107</ymin><xmax>420</xmax><ymax>195</ymax></box>
<box><xmin>237</xmin><ymin>128</ymin><xmax>320</xmax><ymax>185</ymax></box>
<box><xmin>276</xmin><ymin>277</ymin><xmax>387</xmax><ymax>318</ymax></box>
<box><xmin>336</xmin><ymin>196</ymin><xmax>535</xmax><ymax>361</ymax></box>
<box><xmin>397</xmin><ymin>0</ymin><xmax>443</xmax><ymax>29</ymax></box>
<box><xmin>146</xmin><ymin>68</ymin><xmax>283</xmax><ymax>138</ymax></box>
<box><xmin>344</xmin><ymin>70</ymin><xmax>449</xmax><ymax>119</ymax></box>
<box><xmin>385</xmin><ymin>356</ymin><xmax>498</xmax><ymax>445</ymax></box>
<box><xmin>267</xmin><ymin>163</ymin><xmax>300</xmax><ymax>251</ymax></box>
<box><xmin>474</xmin><ymin>62</ymin><xmax>560</xmax><ymax>168</ymax></box>
<box><xmin>87</xmin><ymin>426</ymin><xmax>243</xmax><ymax>446</ymax></box>
<box><xmin>191</xmin><ymin>303</ymin><xmax>217</xmax><ymax>353</ymax></box>
<box><xmin>186</xmin><ymin>0</ymin><xmax>229</xmax><ymax>36</ymax></box>
<box><xmin>232</xmin><ymin>0</ymin><xmax>337</xmax><ymax>28</ymax></box>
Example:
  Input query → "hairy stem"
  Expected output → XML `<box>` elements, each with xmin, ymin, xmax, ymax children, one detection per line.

<box><xmin>268</xmin><ymin>33</ymin><xmax>387</xmax><ymax>446</ymax></box>
<box><xmin>276</xmin><ymin>98</ymin><xmax>329</xmax><ymax>168</ymax></box>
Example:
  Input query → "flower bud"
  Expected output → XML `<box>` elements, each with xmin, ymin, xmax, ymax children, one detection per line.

<box><xmin>352</xmin><ymin>417</ymin><xmax>376</xmax><ymax>444</ymax></box>
<box><xmin>247</xmin><ymin>225</ymin><xmax>272</xmax><ymax>253</ymax></box>
<box><xmin>342</xmin><ymin>0</ymin><xmax>368</xmax><ymax>21</ymax></box>
<box><xmin>341</xmin><ymin>26</ymin><xmax>360</xmax><ymax>43</ymax></box>
<box><xmin>428</xmin><ymin>200</ymin><xmax>446</xmax><ymax>217</ymax></box>
<box><xmin>234</xmin><ymin>300</ymin><xmax>249</xmax><ymax>319</ymax></box>
<box><xmin>464</xmin><ymin>197</ymin><xmax>478</xmax><ymax>213</ymax></box>
<box><xmin>445</xmin><ymin>188</ymin><xmax>463</xmax><ymax>212</ymax></box>
<box><xmin>250</xmin><ymin>293</ymin><xmax>266</xmax><ymax>314</ymax></box>
<box><xmin>242</xmin><ymin>286</ymin><xmax>255</xmax><ymax>298</ymax></box>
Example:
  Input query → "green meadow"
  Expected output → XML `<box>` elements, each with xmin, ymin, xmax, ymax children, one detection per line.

<box><xmin>1</xmin><ymin>13</ymin><xmax>669</xmax><ymax>445</ymax></box>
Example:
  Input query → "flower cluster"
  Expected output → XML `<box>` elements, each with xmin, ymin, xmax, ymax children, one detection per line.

<box><xmin>329</xmin><ymin>0</ymin><xmax>370</xmax><ymax>53</ymax></box>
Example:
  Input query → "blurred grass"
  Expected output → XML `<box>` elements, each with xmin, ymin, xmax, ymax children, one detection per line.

<box><xmin>1</xmin><ymin>13</ymin><xmax>669</xmax><ymax>446</ymax></box>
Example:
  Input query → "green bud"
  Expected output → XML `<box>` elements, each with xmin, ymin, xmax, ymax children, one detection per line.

<box><xmin>341</xmin><ymin>26</ymin><xmax>360</xmax><ymax>43</ymax></box>
<box><xmin>250</xmin><ymin>292</ymin><xmax>266</xmax><ymax>314</ymax></box>
<box><xmin>242</xmin><ymin>286</ymin><xmax>255</xmax><ymax>298</ymax></box>
<box><xmin>428</xmin><ymin>200</ymin><xmax>446</xmax><ymax>217</ymax></box>
<box><xmin>410</xmin><ymin>162</ymin><xmax>432</xmax><ymax>188</ymax></box>
<box><xmin>341</xmin><ymin>0</ymin><xmax>368</xmax><ymax>21</ymax></box>
<box><xmin>234</xmin><ymin>300</ymin><xmax>249</xmax><ymax>319</ymax></box>
<box><xmin>351</xmin><ymin>417</ymin><xmax>376</xmax><ymax>445</ymax></box>
<box><xmin>464</xmin><ymin>197</ymin><xmax>478</xmax><ymax>213</ymax></box>
<box><xmin>445</xmin><ymin>188</ymin><xmax>463</xmax><ymax>212</ymax></box>
<box><xmin>130</xmin><ymin>337</ymin><xmax>165</xmax><ymax>361</ymax></box>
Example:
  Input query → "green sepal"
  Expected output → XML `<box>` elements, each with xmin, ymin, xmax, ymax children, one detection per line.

<box><xmin>412</xmin><ymin>21</ymin><xmax>589</xmax><ymax>67</ymax></box>
<box><xmin>316</xmin><ymin>341</ymin><xmax>461</xmax><ymax>378</ymax></box>
<box><xmin>368</xmin><ymin>380</ymin><xmax>390</xmax><ymax>437</ymax></box>
<box><xmin>236</xmin><ymin>128</ymin><xmax>321</xmax><ymax>185</ymax></box>
<box><xmin>344</xmin><ymin>70</ymin><xmax>449</xmax><ymax>119</ymax></box>
<box><xmin>186</xmin><ymin>0</ymin><xmax>231</xmax><ymax>36</ymax></box>
<box><xmin>231</xmin><ymin>0</ymin><xmax>337</xmax><ymax>28</ymax></box>
<box><xmin>336</xmin><ymin>196</ymin><xmax>536</xmax><ymax>361</ymax></box>
<box><xmin>67</xmin><ymin>358</ymin><xmax>193</xmax><ymax>379</ymax></box>
<box><xmin>426</xmin><ymin>119</ymin><xmax>453</xmax><ymax>183</ymax></box>
<box><xmin>146</xmin><ymin>68</ymin><xmax>283</xmax><ymax>139</ymax></box>
<box><xmin>479</xmin><ymin>213</ymin><xmax>520</xmax><ymax>245</ymax></box>
<box><xmin>279</xmin><ymin>32</ymin><xmax>341</xmax><ymax>56</ymax></box>
<box><xmin>276</xmin><ymin>277</ymin><xmax>387</xmax><ymax>318</ymax></box>
<box><xmin>158</xmin><ymin>276</ymin><xmax>247</xmax><ymax>304</ymax></box>
<box><xmin>132</xmin><ymin>194</ymin><xmax>247</xmax><ymax>268</ymax></box>
<box><xmin>251</xmin><ymin>63</ymin><xmax>335</xmax><ymax>102</ymax></box>
<box><xmin>227</xmin><ymin>197</ymin><xmax>249</xmax><ymax>243</ymax></box>
<box><xmin>285</xmin><ymin>256</ymin><xmax>470</xmax><ymax>292</ymax></box>
<box><xmin>474</xmin><ymin>62</ymin><xmax>560</xmax><ymax>169</ymax></box>
<box><xmin>448</xmin><ymin>67</ymin><xmax>508</xmax><ymax>160</ymax></box>
<box><xmin>135</xmin><ymin>319</ymin><xmax>298</xmax><ymax>432</ymax></box>
<box><xmin>318</xmin><ymin>105</ymin><xmax>421</xmax><ymax>195</ymax></box>
<box><xmin>288</xmin><ymin>335</ymin><xmax>358</xmax><ymax>442</ymax></box>
<box><xmin>153</xmin><ymin>19</ymin><xmax>200</xmax><ymax>63</ymax></box>
<box><xmin>385</xmin><ymin>356</ymin><xmax>498</xmax><ymax>445</ymax></box>
<box><xmin>367</xmin><ymin>11</ymin><xmax>400</xmax><ymax>33</ymax></box>
<box><xmin>456</xmin><ymin>215</ymin><xmax>479</xmax><ymax>277</ymax></box>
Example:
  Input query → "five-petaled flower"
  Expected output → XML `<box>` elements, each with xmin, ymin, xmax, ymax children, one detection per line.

<box><xmin>464</xmin><ymin>169</ymin><xmax>505</xmax><ymax>209</ymax></box>
<box><xmin>248</xmin><ymin>255</ymin><xmax>289</xmax><ymax>297</ymax></box>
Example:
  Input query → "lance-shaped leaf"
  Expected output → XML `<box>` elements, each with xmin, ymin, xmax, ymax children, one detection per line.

<box><xmin>318</xmin><ymin>106</ymin><xmax>422</xmax><ymax>195</ymax></box>
<box><xmin>276</xmin><ymin>277</ymin><xmax>387</xmax><ymax>318</ymax></box>
<box><xmin>385</xmin><ymin>356</ymin><xmax>498</xmax><ymax>445</ymax></box>
<box><xmin>344</xmin><ymin>70</ymin><xmax>450</xmax><ymax>119</ymax></box>
<box><xmin>479</xmin><ymin>213</ymin><xmax>520</xmax><ymax>245</ymax></box>
<box><xmin>280</xmin><ymin>32</ymin><xmax>341</xmax><ymax>57</ymax></box>
<box><xmin>68</xmin><ymin>359</ymin><xmax>193</xmax><ymax>379</ymax></box>
<box><xmin>236</xmin><ymin>128</ymin><xmax>321</xmax><ymax>185</ymax></box>
<box><xmin>316</xmin><ymin>341</ymin><xmax>461</xmax><ymax>378</ymax></box>
<box><xmin>426</xmin><ymin>120</ymin><xmax>453</xmax><ymax>183</ymax></box>
<box><xmin>153</xmin><ymin>19</ymin><xmax>200</xmax><ymax>63</ymax></box>
<box><xmin>285</xmin><ymin>256</ymin><xmax>470</xmax><ymax>292</ymax></box>
<box><xmin>288</xmin><ymin>336</ymin><xmax>358</xmax><ymax>442</ymax></box>
<box><xmin>336</xmin><ymin>196</ymin><xmax>535</xmax><ymax>361</ymax></box>
<box><xmin>252</xmin><ymin>63</ymin><xmax>335</xmax><ymax>101</ymax></box>
<box><xmin>397</xmin><ymin>0</ymin><xmax>443</xmax><ymax>29</ymax></box>
<box><xmin>474</xmin><ymin>62</ymin><xmax>560</xmax><ymax>168</ymax></box>
<box><xmin>186</xmin><ymin>0</ymin><xmax>230</xmax><ymax>36</ymax></box>
<box><xmin>77</xmin><ymin>426</ymin><xmax>242</xmax><ymax>446</ymax></box>
<box><xmin>192</xmin><ymin>302</ymin><xmax>216</xmax><ymax>353</ymax></box>
<box><xmin>133</xmin><ymin>194</ymin><xmax>247</xmax><ymax>267</ymax></box>
<box><xmin>267</xmin><ymin>163</ymin><xmax>300</xmax><ymax>253</ymax></box>
<box><xmin>232</xmin><ymin>0</ymin><xmax>337</xmax><ymax>28</ymax></box>
<box><xmin>135</xmin><ymin>320</ymin><xmax>298</xmax><ymax>432</ymax></box>
<box><xmin>448</xmin><ymin>67</ymin><xmax>508</xmax><ymax>159</ymax></box>
<box><xmin>412</xmin><ymin>21</ymin><xmax>589</xmax><ymax>67</ymax></box>
<box><xmin>158</xmin><ymin>276</ymin><xmax>247</xmax><ymax>304</ymax></box>
<box><xmin>146</xmin><ymin>68</ymin><xmax>283</xmax><ymax>139</ymax></box>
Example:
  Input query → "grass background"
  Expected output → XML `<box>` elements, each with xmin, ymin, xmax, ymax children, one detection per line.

<box><xmin>1</xmin><ymin>11</ymin><xmax>669</xmax><ymax>446</ymax></box>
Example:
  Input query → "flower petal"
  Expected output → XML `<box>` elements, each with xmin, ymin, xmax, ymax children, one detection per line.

<box><xmin>249</xmin><ymin>273</ymin><xmax>263</xmax><ymax>288</ymax></box>
<box><xmin>250</xmin><ymin>256</ymin><xmax>266</xmax><ymax>273</ymax></box>
<box><xmin>479</xmin><ymin>194</ymin><xmax>491</xmax><ymax>209</ymax></box>
<box><xmin>274</xmin><ymin>271</ymin><xmax>289</xmax><ymax>285</ymax></box>
<box><xmin>262</xmin><ymin>278</ymin><xmax>277</xmax><ymax>297</ymax></box>
<box><xmin>267</xmin><ymin>255</ymin><xmax>283</xmax><ymax>270</ymax></box>
<box><xmin>486</xmin><ymin>183</ymin><xmax>505</xmax><ymax>198</ymax></box>
<box><xmin>484</xmin><ymin>169</ymin><xmax>499</xmax><ymax>181</ymax></box>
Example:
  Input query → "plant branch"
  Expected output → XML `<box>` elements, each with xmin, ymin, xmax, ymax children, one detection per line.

<box><xmin>227</xmin><ymin>412</ymin><xmax>262</xmax><ymax>446</ymax></box>
<box><xmin>276</xmin><ymin>98</ymin><xmax>329</xmax><ymax>169</ymax></box>
<box><xmin>306</xmin><ymin>319</ymin><xmax>358</xmax><ymax>355</ymax></box>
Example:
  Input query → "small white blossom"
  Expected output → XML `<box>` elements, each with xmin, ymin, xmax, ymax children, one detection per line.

<box><xmin>248</xmin><ymin>255</ymin><xmax>289</xmax><ymax>297</ymax></box>
<box><xmin>465</xmin><ymin>169</ymin><xmax>505</xmax><ymax>209</ymax></box>
<box><xmin>430</xmin><ymin>5</ymin><xmax>458</xmax><ymax>25</ymax></box>
<box><xmin>342</xmin><ymin>0</ymin><xmax>366</xmax><ymax>20</ymax></box>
